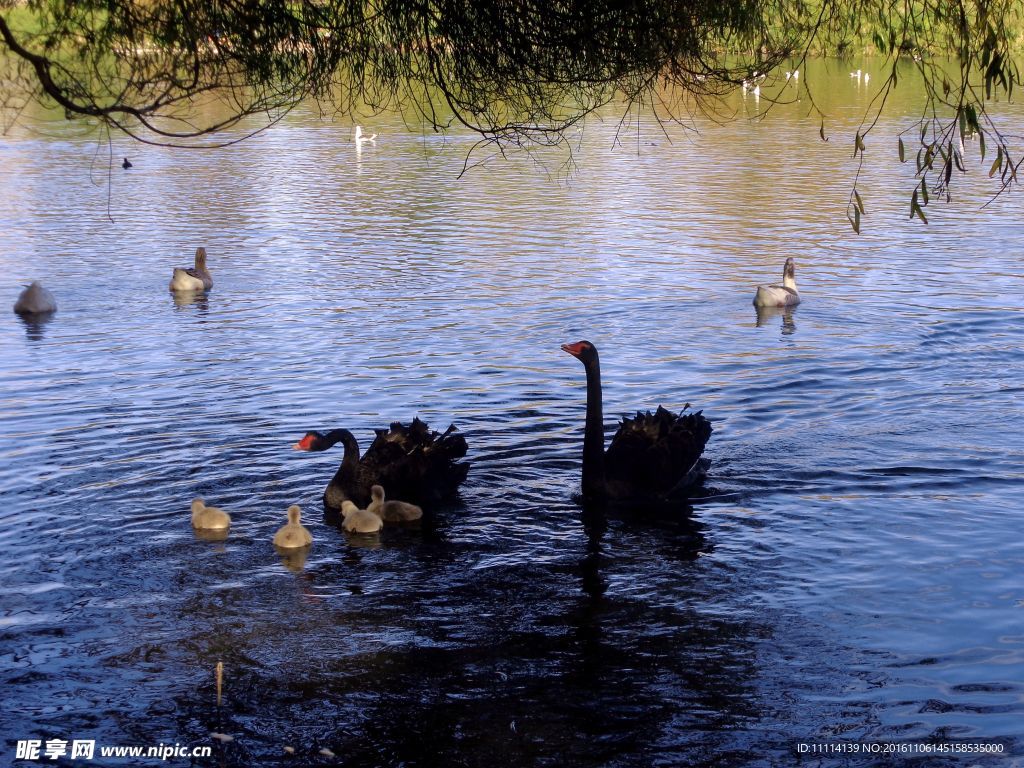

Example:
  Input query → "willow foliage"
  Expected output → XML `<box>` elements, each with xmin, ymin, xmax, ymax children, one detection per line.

<box><xmin>1</xmin><ymin>0</ymin><xmax>1022</xmax><ymax>225</ymax></box>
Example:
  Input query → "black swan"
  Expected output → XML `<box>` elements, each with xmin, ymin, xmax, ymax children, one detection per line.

<box><xmin>293</xmin><ymin>419</ymin><xmax>469</xmax><ymax>510</ymax></box>
<box><xmin>561</xmin><ymin>340</ymin><xmax>712</xmax><ymax>505</ymax></box>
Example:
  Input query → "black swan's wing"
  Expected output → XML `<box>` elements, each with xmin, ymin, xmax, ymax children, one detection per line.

<box><xmin>361</xmin><ymin>419</ymin><xmax>469</xmax><ymax>504</ymax></box>
<box><xmin>604</xmin><ymin>406</ymin><xmax>712</xmax><ymax>500</ymax></box>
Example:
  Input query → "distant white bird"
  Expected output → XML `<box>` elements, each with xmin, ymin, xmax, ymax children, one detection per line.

<box><xmin>785</xmin><ymin>71</ymin><xmax>792</xmax><ymax>80</ymax></box>
<box><xmin>793</xmin><ymin>69</ymin><xmax>799</xmax><ymax>81</ymax></box>
<box><xmin>354</xmin><ymin>125</ymin><xmax>377</xmax><ymax>144</ymax></box>
<box><xmin>864</xmin><ymin>72</ymin><xmax>870</xmax><ymax>84</ymax></box>
<box><xmin>752</xmin><ymin>84</ymin><xmax>760</xmax><ymax>98</ymax></box>
<box><xmin>850</xmin><ymin>69</ymin><xmax>862</xmax><ymax>80</ymax></box>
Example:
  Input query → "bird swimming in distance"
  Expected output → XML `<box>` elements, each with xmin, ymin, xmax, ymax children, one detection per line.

<box><xmin>753</xmin><ymin>257</ymin><xmax>801</xmax><ymax>308</ymax></box>
<box><xmin>13</xmin><ymin>282</ymin><xmax>57</xmax><ymax>316</ymax></box>
<box><xmin>169</xmin><ymin>247</ymin><xmax>213</xmax><ymax>292</ymax></box>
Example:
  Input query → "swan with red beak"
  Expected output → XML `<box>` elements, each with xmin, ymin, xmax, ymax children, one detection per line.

<box><xmin>561</xmin><ymin>340</ymin><xmax>712</xmax><ymax>505</ymax></box>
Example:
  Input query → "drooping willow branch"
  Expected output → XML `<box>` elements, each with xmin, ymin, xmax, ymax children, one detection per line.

<box><xmin>1</xmin><ymin>0</ymin><xmax>1021</xmax><ymax>227</ymax></box>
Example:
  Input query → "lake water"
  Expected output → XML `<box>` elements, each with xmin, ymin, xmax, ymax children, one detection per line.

<box><xmin>1</xmin><ymin>61</ymin><xmax>1022</xmax><ymax>766</ymax></box>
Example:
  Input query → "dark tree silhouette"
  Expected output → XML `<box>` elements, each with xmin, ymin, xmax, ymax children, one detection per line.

<box><xmin>1</xmin><ymin>1</ymin><xmax>1021</xmax><ymax>226</ymax></box>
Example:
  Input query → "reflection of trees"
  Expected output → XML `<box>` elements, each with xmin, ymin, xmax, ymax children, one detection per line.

<box><xmin>2</xmin><ymin>2</ymin><xmax>1021</xmax><ymax>209</ymax></box>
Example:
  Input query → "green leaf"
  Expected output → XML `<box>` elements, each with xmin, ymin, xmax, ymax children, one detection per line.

<box><xmin>819</xmin><ymin>122</ymin><xmax>827</xmax><ymax>142</ymax></box>
<box><xmin>979</xmin><ymin>131</ymin><xmax>986</xmax><ymax>161</ymax></box>
<box><xmin>914</xmin><ymin>204</ymin><xmax>929</xmax><ymax>225</ymax></box>
<box><xmin>853</xmin><ymin>205</ymin><xmax>861</xmax><ymax>234</ymax></box>
<box><xmin>966</xmin><ymin>104</ymin><xmax>979</xmax><ymax>132</ymax></box>
<box><xmin>898</xmin><ymin>137</ymin><xmax>905</xmax><ymax>162</ymax></box>
<box><xmin>920</xmin><ymin>179</ymin><xmax>929</xmax><ymax>205</ymax></box>
<box><xmin>854</xmin><ymin>189</ymin><xmax>866</xmax><ymax>214</ymax></box>
<box><xmin>910</xmin><ymin>188</ymin><xmax>918</xmax><ymax>218</ymax></box>
<box><xmin>990</xmin><ymin>155</ymin><xmax>1001</xmax><ymax>177</ymax></box>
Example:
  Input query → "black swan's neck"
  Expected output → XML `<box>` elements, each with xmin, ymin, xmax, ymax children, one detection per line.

<box><xmin>581</xmin><ymin>356</ymin><xmax>606</xmax><ymax>499</ymax></box>
<box><xmin>322</xmin><ymin>429</ymin><xmax>360</xmax><ymax>468</ymax></box>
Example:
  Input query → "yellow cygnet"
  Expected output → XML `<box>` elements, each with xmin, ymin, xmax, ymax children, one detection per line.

<box><xmin>273</xmin><ymin>505</ymin><xmax>312</xmax><ymax>548</ymax></box>
<box><xmin>340</xmin><ymin>499</ymin><xmax>383</xmax><ymax>534</ymax></box>
<box><xmin>190</xmin><ymin>498</ymin><xmax>231</xmax><ymax>530</ymax></box>
<box><xmin>370</xmin><ymin>485</ymin><xmax>423</xmax><ymax>523</ymax></box>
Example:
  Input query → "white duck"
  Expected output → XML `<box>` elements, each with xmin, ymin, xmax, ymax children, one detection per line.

<box><xmin>13</xmin><ymin>282</ymin><xmax>57</xmax><ymax>316</ymax></box>
<box><xmin>169</xmin><ymin>247</ymin><xmax>213</xmax><ymax>292</ymax></box>
<box><xmin>273</xmin><ymin>505</ymin><xmax>313</xmax><ymax>548</ymax></box>
<box><xmin>753</xmin><ymin>257</ymin><xmax>801</xmax><ymax>307</ymax></box>
<box><xmin>190</xmin><ymin>498</ymin><xmax>231</xmax><ymax>530</ymax></box>
<box><xmin>340</xmin><ymin>500</ymin><xmax>383</xmax><ymax>534</ymax></box>
<box><xmin>354</xmin><ymin>126</ymin><xmax>377</xmax><ymax>144</ymax></box>
<box><xmin>368</xmin><ymin>485</ymin><xmax>423</xmax><ymax>523</ymax></box>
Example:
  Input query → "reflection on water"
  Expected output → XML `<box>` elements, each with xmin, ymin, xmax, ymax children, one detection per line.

<box><xmin>754</xmin><ymin>304</ymin><xmax>797</xmax><ymax>334</ymax></box>
<box><xmin>170</xmin><ymin>290</ymin><xmax>210</xmax><ymax>310</ymax></box>
<box><xmin>17</xmin><ymin>313</ymin><xmax>54</xmax><ymax>342</ymax></box>
<box><xmin>274</xmin><ymin>544</ymin><xmax>311</xmax><ymax>572</ymax></box>
<box><xmin>193</xmin><ymin>527</ymin><xmax>230</xmax><ymax>543</ymax></box>
<box><xmin>0</xmin><ymin>60</ymin><xmax>1022</xmax><ymax>765</ymax></box>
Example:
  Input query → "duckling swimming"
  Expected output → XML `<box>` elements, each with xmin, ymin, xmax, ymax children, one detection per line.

<box><xmin>191</xmin><ymin>498</ymin><xmax>231</xmax><ymax>530</ymax></box>
<box><xmin>369</xmin><ymin>485</ymin><xmax>423</xmax><ymax>523</ymax></box>
<box><xmin>273</xmin><ymin>505</ymin><xmax>312</xmax><ymax>548</ymax></box>
<box><xmin>340</xmin><ymin>500</ymin><xmax>383</xmax><ymax>534</ymax></box>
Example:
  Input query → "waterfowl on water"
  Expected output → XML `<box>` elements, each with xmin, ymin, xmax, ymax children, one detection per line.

<box><xmin>369</xmin><ymin>484</ymin><xmax>423</xmax><ymax>523</ymax></box>
<box><xmin>122</xmin><ymin>158</ymin><xmax>133</xmax><ymax>169</ymax></box>
<box><xmin>169</xmin><ymin>247</ymin><xmax>213</xmax><ymax>292</ymax></box>
<box><xmin>190</xmin><ymin>498</ymin><xmax>231</xmax><ymax>530</ymax></box>
<box><xmin>561</xmin><ymin>341</ymin><xmax>712</xmax><ymax>506</ymax></box>
<box><xmin>354</xmin><ymin>126</ymin><xmax>377</xmax><ymax>143</ymax></box>
<box><xmin>366</xmin><ymin>485</ymin><xmax>384</xmax><ymax>517</ymax></box>
<box><xmin>273</xmin><ymin>505</ymin><xmax>312</xmax><ymax>548</ymax></box>
<box><xmin>292</xmin><ymin>419</ymin><xmax>469</xmax><ymax>511</ymax></box>
<box><xmin>13</xmin><ymin>282</ymin><xmax>57</xmax><ymax>316</ymax></box>
<box><xmin>753</xmin><ymin>257</ymin><xmax>801</xmax><ymax>307</ymax></box>
<box><xmin>340</xmin><ymin>500</ymin><xmax>383</xmax><ymax>534</ymax></box>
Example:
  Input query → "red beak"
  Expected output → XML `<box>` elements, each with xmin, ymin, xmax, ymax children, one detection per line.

<box><xmin>561</xmin><ymin>342</ymin><xmax>586</xmax><ymax>358</ymax></box>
